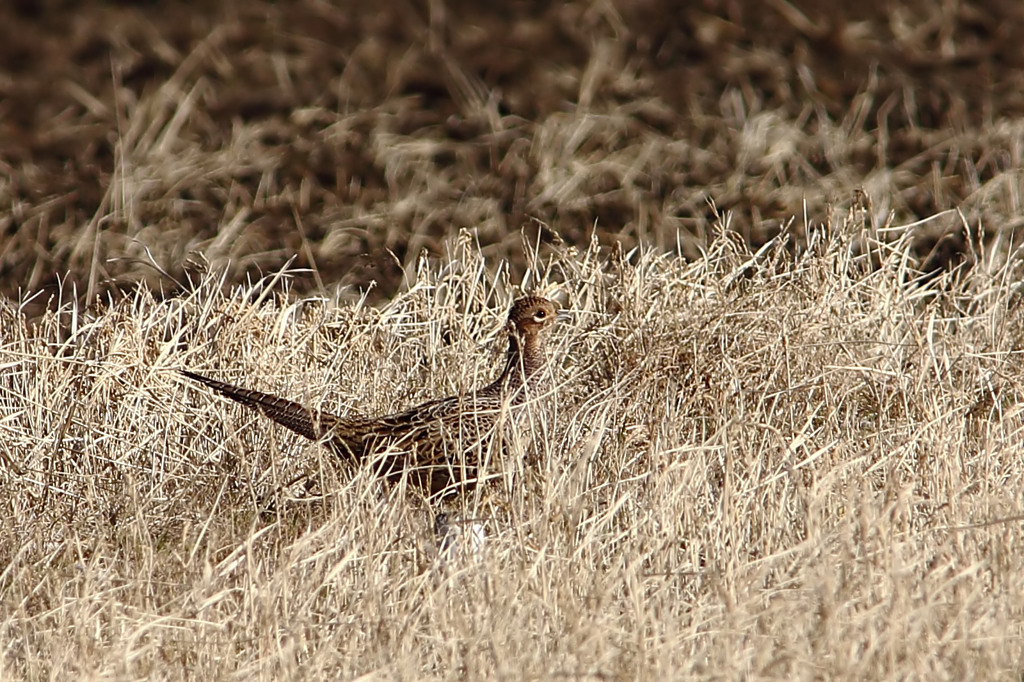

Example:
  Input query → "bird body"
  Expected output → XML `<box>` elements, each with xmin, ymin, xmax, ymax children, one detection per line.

<box><xmin>181</xmin><ymin>296</ymin><xmax>560</xmax><ymax>498</ymax></box>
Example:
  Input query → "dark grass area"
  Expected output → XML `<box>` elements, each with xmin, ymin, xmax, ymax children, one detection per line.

<box><xmin>2</xmin><ymin>0</ymin><xmax>1023</xmax><ymax>309</ymax></box>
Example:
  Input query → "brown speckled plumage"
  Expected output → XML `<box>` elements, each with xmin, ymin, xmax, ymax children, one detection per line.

<box><xmin>181</xmin><ymin>296</ymin><xmax>560</xmax><ymax>498</ymax></box>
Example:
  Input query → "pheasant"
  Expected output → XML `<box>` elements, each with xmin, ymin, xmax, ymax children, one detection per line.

<box><xmin>181</xmin><ymin>296</ymin><xmax>561</xmax><ymax>499</ymax></box>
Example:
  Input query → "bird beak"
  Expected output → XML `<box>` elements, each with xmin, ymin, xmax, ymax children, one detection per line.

<box><xmin>556</xmin><ymin>309</ymin><xmax>573</xmax><ymax>323</ymax></box>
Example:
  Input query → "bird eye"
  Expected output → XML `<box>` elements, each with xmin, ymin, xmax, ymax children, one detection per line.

<box><xmin>534</xmin><ymin>309</ymin><xmax>547</xmax><ymax>320</ymax></box>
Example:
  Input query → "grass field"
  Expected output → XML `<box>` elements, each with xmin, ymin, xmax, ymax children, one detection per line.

<box><xmin>4</xmin><ymin>223</ymin><xmax>1024</xmax><ymax>678</ymax></box>
<box><xmin>4</xmin><ymin>1</ymin><xmax>1024</xmax><ymax>679</ymax></box>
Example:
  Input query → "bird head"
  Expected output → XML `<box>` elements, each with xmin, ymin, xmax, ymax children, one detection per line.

<box><xmin>506</xmin><ymin>296</ymin><xmax>560</xmax><ymax>340</ymax></box>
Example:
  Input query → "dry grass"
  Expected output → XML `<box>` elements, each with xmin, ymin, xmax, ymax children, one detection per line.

<box><xmin>4</xmin><ymin>0</ymin><xmax>1024</xmax><ymax>313</ymax></box>
<box><xmin>4</xmin><ymin>214</ymin><xmax>1024</xmax><ymax>679</ymax></box>
<box><xmin>5</xmin><ymin>2</ymin><xmax>1024</xmax><ymax>678</ymax></box>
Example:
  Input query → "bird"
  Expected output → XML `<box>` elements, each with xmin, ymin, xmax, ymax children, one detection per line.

<box><xmin>180</xmin><ymin>296</ymin><xmax>562</xmax><ymax>499</ymax></box>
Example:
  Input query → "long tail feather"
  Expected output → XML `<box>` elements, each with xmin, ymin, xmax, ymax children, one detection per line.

<box><xmin>179</xmin><ymin>370</ymin><xmax>325</xmax><ymax>442</ymax></box>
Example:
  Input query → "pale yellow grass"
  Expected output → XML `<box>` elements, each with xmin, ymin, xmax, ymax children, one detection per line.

<box><xmin>2</xmin><ymin>217</ymin><xmax>1024</xmax><ymax>680</ymax></box>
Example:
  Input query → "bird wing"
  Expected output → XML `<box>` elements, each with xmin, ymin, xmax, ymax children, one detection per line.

<box><xmin>181</xmin><ymin>371</ymin><xmax>511</xmax><ymax>496</ymax></box>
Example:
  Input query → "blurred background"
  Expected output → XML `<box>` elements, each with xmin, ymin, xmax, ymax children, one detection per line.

<box><xmin>2</xmin><ymin>0</ymin><xmax>1022</xmax><ymax>310</ymax></box>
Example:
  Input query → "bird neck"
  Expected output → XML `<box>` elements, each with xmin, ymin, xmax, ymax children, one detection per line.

<box><xmin>488</xmin><ymin>330</ymin><xmax>545</xmax><ymax>398</ymax></box>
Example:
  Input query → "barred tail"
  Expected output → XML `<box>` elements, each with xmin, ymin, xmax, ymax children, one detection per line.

<box><xmin>179</xmin><ymin>370</ymin><xmax>324</xmax><ymax>442</ymax></box>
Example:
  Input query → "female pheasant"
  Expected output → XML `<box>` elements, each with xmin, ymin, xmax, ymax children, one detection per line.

<box><xmin>181</xmin><ymin>296</ymin><xmax>560</xmax><ymax>499</ymax></box>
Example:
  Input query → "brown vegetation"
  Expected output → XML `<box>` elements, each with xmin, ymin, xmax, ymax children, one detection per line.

<box><xmin>4</xmin><ymin>224</ymin><xmax>1024</xmax><ymax>678</ymax></box>
<box><xmin>3</xmin><ymin>0</ymin><xmax>1023</xmax><ymax>313</ymax></box>
<box><xmin>4</xmin><ymin>0</ymin><xmax>1024</xmax><ymax>679</ymax></box>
